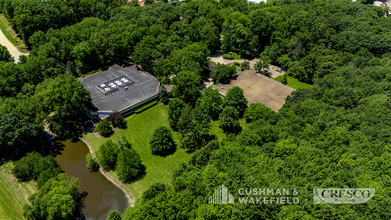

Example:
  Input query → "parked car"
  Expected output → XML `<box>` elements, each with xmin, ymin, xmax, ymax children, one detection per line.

<box><xmin>276</xmin><ymin>69</ymin><xmax>282</xmax><ymax>72</ymax></box>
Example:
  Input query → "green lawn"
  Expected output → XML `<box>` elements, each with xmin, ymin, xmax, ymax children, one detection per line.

<box><xmin>0</xmin><ymin>162</ymin><xmax>36</xmax><ymax>220</ymax></box>
<box><xmin>85</xmin><ymin>104</ymin><xmax>246</xmax><ymax>201</ymax></box>
<box><xmin>274</xmin><ymin>75</ymin><xmax>313</xmax><ymax>90</ymax></box>
<box><xmin>0</xmin><ymin>15</ymin><xmax>28</xmax><ymax>53</ymax></box>
<box><xmin>85</xmin><ymin>105</ymin><xmax>192</xmax><ymax>201</ymax></box>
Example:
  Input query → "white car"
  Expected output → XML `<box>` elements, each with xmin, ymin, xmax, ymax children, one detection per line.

<box><xmin>276</xmin><ymin>69</ymin><xmax>282</xmax><ymax>72</ymax></box>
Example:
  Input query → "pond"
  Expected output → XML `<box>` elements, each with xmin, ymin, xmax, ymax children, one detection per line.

<box><xmin>56</xmin><ymin>140</ymin><xmax>129</xmax><ymax>220</ymax></box>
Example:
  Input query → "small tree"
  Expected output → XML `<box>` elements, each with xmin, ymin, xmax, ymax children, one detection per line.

<box><xmin>85</xmin><ymin>153</ymin><xmax>100</xmax><ymax>172</ymax></box>
<box><xmin>196</xmin><ymin>87</ymin><xmax>223</xmax><ymax>120</ymax></box>
<box><xmin>159</xmin><ymin>83</ymin><xmax>169</xmax><ymax>104</ymax></box>
<box><xmin>97</xmin><ymin>120</ymin><xmax>113</xmax><ymax>137</ymax></box>
<box><xmin>117</xmin><ymin>135</ymin><xmax>131</xmax><ymax>150</ymax></box>
<box><xmin>276</xmin><ymin>54</ymin><xmax>291</xmax><ymax>70</ymax></box>
<box><xmin>108</xmin><ymin>111</ymin><xmax>125</xmax><ymax>128</ymax></box>
<box><xmin>240</xmin><ymin>61</ymin><xmax>250</xmax><ymax>71</ymax></box>
<box><xmin>149</xmin><ymin>126</ymin><xmax>176</xmax><ymax>156</ymax></box>
<box><xmin>116</xmin><ymin>148</ymin><xmax>143</xmax><ymax>183</ymax></box>
<box><xmin>210</xmin><ymin>63</ymin><xmax>235</xmax><ymax>84</ymax></box>
<box><xmin>219</xmin><ymin>106</ymin><xmax>241</xmax><ymax>134</ymax></box>
<box><xmin>255</xmin><ymin>57</ymin><xmax>271</xmax><ymax>74</ymax></box>
<box><xmin>168</xmin><ymin>98</ymin><xmax>186</xmax><ymax>131</ymax></box>
<box><xmin>107</xmin><ymin>210</ymin><xmax>122</xmax><ymax>220</ymax></box>
<box><xmin>223</xmin><ymin>86</ymin><xmax>248</xmax><ymax>117</ymax></box>
<box><xmin>281</xmin><ymin>74</ymin><xmax>288</xmax><ymax>85</ymax></box>
<box><xmin>97</xmin><ymin>140</ymin><xmax>118</xmax><ymax>171</ymax></box>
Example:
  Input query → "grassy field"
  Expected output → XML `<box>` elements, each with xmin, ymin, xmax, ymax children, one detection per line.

<box><xmin>85</xmin><ymin>104</ymin><xmax>246</xmax><ymax>201</ymax></box>
<box><xmin>85</xmin><ymin>105</ymin><xmax>192</xmax><ymax>200</ymax></box>
<box><xmin>274</xmin><ymin>74</ymin><xmax>313</xmax><ymax>90</ymax></box>
<box><xmin>0</xmin><ymin>15</ymin><xmax>28</xmax><ymax>53</ymax></box>
<box><xmin>0</xmin><ymin>162</ymin><xmax>36</xmax><ymax>220</ymax></box>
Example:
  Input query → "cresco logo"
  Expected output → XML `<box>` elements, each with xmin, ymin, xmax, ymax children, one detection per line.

<box><xmin>314</xmin><ymin>188</ymin><xmax>375</xmax><ymax>204</ymax></box>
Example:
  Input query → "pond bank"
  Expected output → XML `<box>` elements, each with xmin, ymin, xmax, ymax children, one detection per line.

<box><xmin>80</xmin><ymin>137</ymin><xmax>136</xmax><ymax>207</ymax></box>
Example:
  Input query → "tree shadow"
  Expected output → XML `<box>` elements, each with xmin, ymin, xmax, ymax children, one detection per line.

<box><xmin>45</xmin><ymin>136</ymin><xmax>67</xmax><ymax>157</ymax></box>
<box><xmin>130</xmin><ymin>164</ymin><xmax>147</xmax><ymax>183</ymax></box>
<box><xmin>155</xmin><ymin>144</ymin><xmax>177</xmax><ymax>157</ymax></box>
<box><xmin>75</xmin><ymin>191</ymin><xmax>88</xmax><ymax>219</ymax></box>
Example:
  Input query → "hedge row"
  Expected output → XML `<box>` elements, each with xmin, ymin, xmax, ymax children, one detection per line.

<box><xmin>134</xmin><ymin>101</ymin><xmax>157</xmax><ymax>114</ymax></box>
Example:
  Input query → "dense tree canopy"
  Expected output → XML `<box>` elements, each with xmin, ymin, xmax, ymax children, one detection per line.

<box><xmin>0</xmin><ymin>113</ymin><xmax>46</xmax><ymax>160</ymax></box>
<box><xmin>23</xmin><ymin>173</ymin><xmax>83</xmax><ymax>220</ymax></box>
<box><xmin>2</xmin><ymin>0</ymin><xmax>391</xmax><ymax>218</ymax></box>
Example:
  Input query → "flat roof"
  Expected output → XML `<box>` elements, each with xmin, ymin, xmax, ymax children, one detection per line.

<box><xmin>79</xmin><ymin>65</ymin><xmax>159</xmax><ymax>112</ymax></box>
<box><xmin>215</xmin><ymin>70</ymin><xmax>295</xmax><ymax>112</ymax></box>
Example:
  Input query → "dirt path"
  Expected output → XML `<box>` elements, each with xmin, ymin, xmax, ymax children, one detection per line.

<box><xmin>0</xmin><ymin>28</ymin><xmax>28</xmax><ymax>63</ymax></box>
<box><xmin>80</xmin><ymin>137</ymin><xmax>136</xmax><ymax>207</ymax></box>
<box><xmin>208</xmin><ymin>53</ymin><xmax>285</xmax><ymax>78</ymax></box>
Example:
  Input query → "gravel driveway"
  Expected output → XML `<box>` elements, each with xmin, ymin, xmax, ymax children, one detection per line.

<box><xmin>0</xmin><ymin>28</ymin><xmax>28</xmax><ymax>63</ymax></box>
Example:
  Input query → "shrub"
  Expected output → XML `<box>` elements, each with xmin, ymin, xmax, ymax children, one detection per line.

<box><xmin>97</xmin><ymin>120</ymin><xmax>113</xmax><ymax>137</ymax></box>
<box><xmin>240</xmin><ymin>61</ymin><xmax>250</xmax><ymax>71</ymax></box>
<box><xmin>107</xmin><ymin>210</ymin><xmax>122</xmax><ymax>220</ymax></box>
<box><xmin>159</xmin><ymin>84</ymin><xmax>169</xmax><ymax>104</ymax></box>
<box><xmin>134</xmin><ymin>101</ymin><xmax>157</xmax><ymax>114</ymax></box>
<box><xmin>97</xmin><ymin>140</ymin><xmax>119</xmax><ymax>171</ymax></box>
<box><xmin>116</xmin><ymin>148</ymin><xmax>143</xmax><ymax>183</ymax></box>
<box><xmin>223</xmin><ymin>52</ymin><xmax>234</xmax><ymax>59</ymax></box>
<box><xmin>117</xmin><ymin>135</ymin><xmax>131</xmax><ymax>149</ymax></box>
<box><xmin>149</xmin><ymin>126</ymin><xmax>176</xmax><ymax>156</ymax></box>
<box><xmin>86</xmin><ymin>153</ymin><xmax>100</xmax><ymax>172</ymax></box>
<box><xmin>281</xmin><ymin>74</ymin><xmax>288</xmax><ymax>85</ymax></box>
<box><xmin>108</xmin><ymin>111</ymin><xmax>125</xmax><ymax>128</ymax></box>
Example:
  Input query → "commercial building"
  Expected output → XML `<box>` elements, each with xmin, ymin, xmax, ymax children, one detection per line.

<box><xmin>79</xmin><ymin>65</ymin><xmax>159</xmax><ymax>118</ymax></box>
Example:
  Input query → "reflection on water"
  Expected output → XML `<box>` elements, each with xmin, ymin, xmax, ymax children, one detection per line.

<box><xmin>56</xmin><ymin>140</ymin><xmax>128</xmax><ymax>220</ymax></box>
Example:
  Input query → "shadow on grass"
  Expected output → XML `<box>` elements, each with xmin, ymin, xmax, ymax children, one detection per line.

<box><xmin>153</xmin><ymin>144</ymin><xmax>177</xmax><ymax>157</ymax></box>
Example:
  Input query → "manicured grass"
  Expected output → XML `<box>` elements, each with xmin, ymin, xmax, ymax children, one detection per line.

<box><xmin>0</xmin><ymin>15</ymin><xmax>28</xmax><ymax>53</ymax></box>
<box><xmin>85</xmin><ymin>105</ymin><xmax>191</xmax><ymax>201</ymax></box>
<box><xmin>0</xmin><ymin>162</ymin><xmax>36</xmax><ymax>220</ymax></box>
<box><xmin>274</xmin><ymin>75</ymin><xmax>313</xmax><ymax>90</ymax></box>
<box><xmin>85</xmin><ymin>105</ymin><xmax>246</xmax><ymax>202</ymax></box>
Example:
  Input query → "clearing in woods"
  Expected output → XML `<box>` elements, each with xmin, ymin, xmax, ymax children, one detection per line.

<box><xmin>0</xmin><ymin>162</ymin><xmax>36</xmax><ymax>220</ymax></box>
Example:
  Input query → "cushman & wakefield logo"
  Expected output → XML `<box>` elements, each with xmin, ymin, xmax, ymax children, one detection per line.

<box><xmin>208</xmin><ymin>185</ymin><xmax>376</xmax><ymax>205</ymax></box>
<box><xmin>313</xmin><ymin>188</ymin><xmax>375</xmax><ymax>204</ymax></box>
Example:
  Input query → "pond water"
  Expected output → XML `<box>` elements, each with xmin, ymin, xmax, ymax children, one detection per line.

<box><xmin>56</xmin><ymin>140</ymin><xmax>129</xmax><ymax>220</ymax></box>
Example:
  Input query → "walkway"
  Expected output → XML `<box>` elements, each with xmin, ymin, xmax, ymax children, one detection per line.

<box><xmin>0</xmin><ymin>28</ymin><xmax>28</xmax><ymax>63</ymax></box>
<box><xmin>80</xmin><ymin>137</ymin><xmax>136</xmax><ymax>207</ymax></box>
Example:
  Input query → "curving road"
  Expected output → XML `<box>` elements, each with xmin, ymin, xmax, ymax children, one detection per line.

<box><xmin>0</xmin><ymin>28</ymin><xmax>28</xmax><ymax>63</ymax></box>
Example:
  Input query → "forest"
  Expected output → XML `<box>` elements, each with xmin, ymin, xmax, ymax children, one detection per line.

<box><xmin>1</xmin><ymin>0</ymin><xmax>391</xmax><ymax>219</ymax></box>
